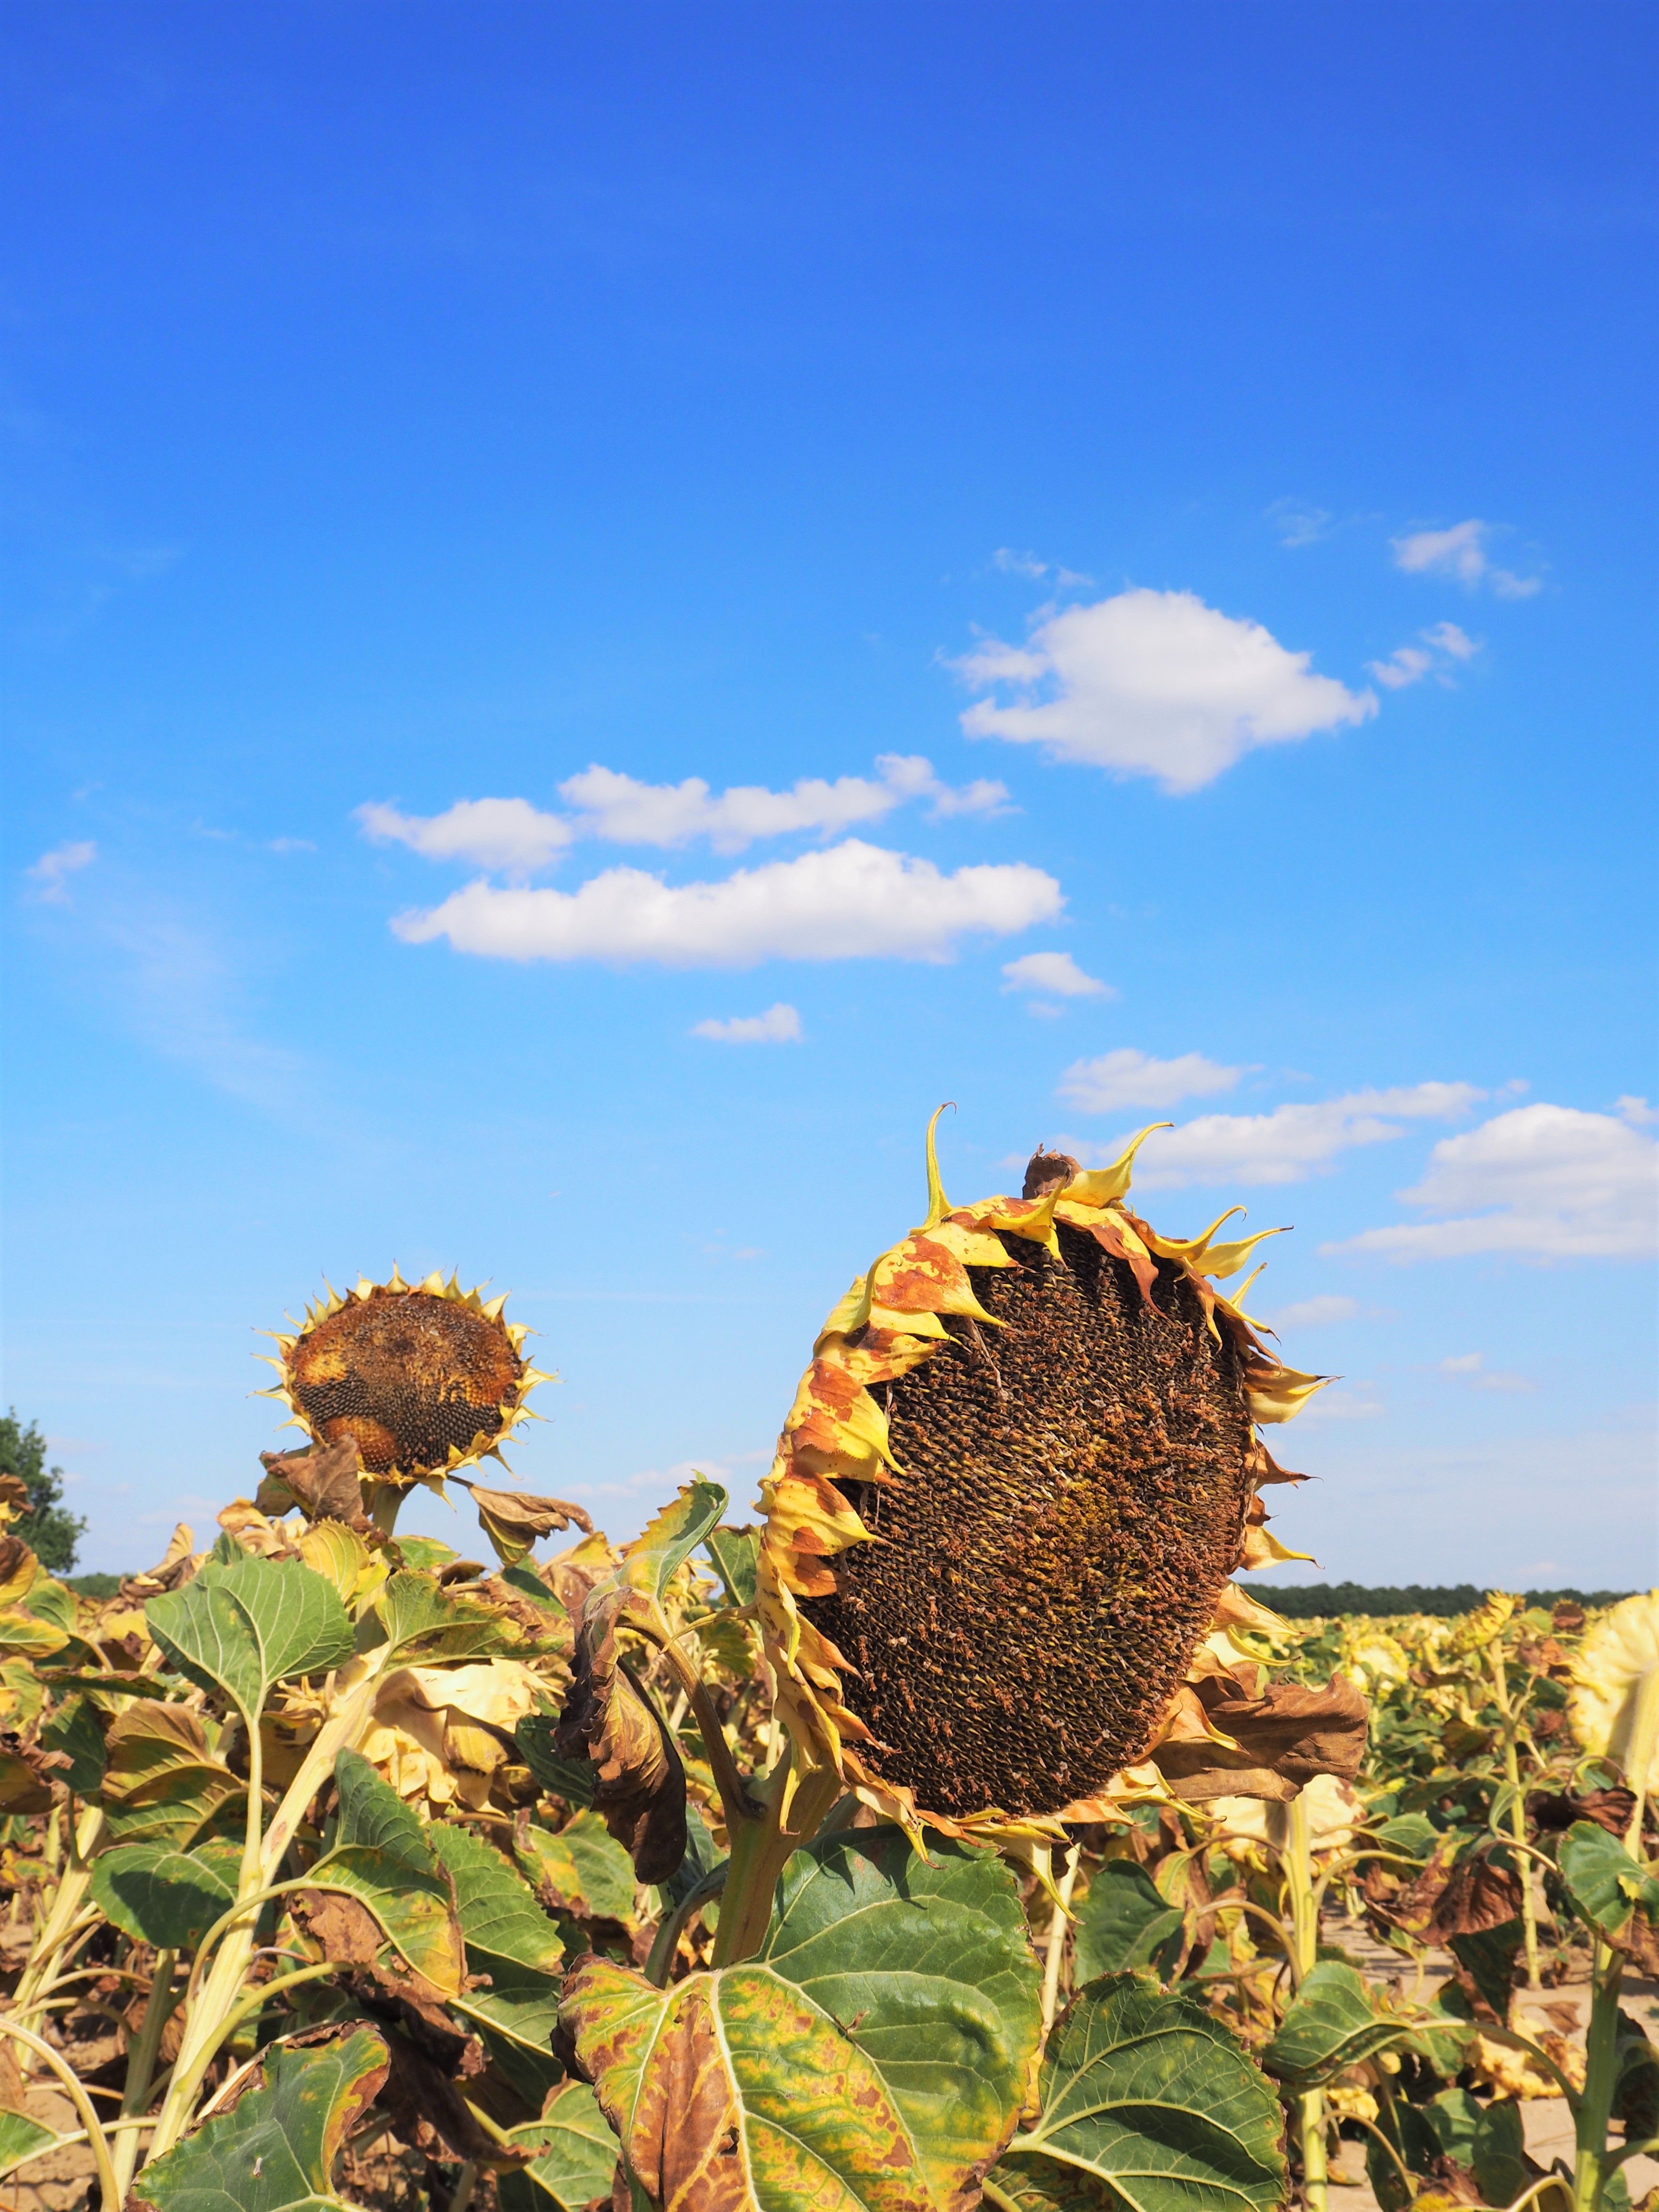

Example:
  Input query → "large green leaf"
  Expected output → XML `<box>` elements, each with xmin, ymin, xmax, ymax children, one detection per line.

<box><xmin>562</xmin><ymin>1823</ymin><xmax>1042</xmax><ymax>2212</ymax></box>
<box><xmin>0</xmin><ymin>2109</ymin><xmax>61</xmax><ymax>2179</ymax></box>
<box><xmin>93</xmin><ymin>1838</ymin><xmax>242</xmax><ymax>1948</ymax></box>
<box><xmin>1558</xmin><ymin>1820</ymin><xmax>1659</xmax><ymax>1938</ymax></box>
<box><xmin>146</xmin><ymin>1555</ymin><xmax>353</xmax><ymax>1726</ymax></box>
<box><xmin>427</xmin><ymin>1820</ymin><xmax>566</xmax><ymax>2056</ymax></box>
<box><xmin>613</xmin><ymin>1481</ymin><xmax>728</xmax><ymax>1607</ymax></box>
<box><xmin>1262</xmin><ymin>1961</ymin><xmax>1410</xmax><ymax>2088</ymax></box>
<box><xmin>517</xmin><ymin>1807</ymin><xmax>637</xmax><ymax>1923</ymax></box>
<box><xmin>992</xmin><ymin>1974</ymin><xmax>1286</xmax><ymax>2212</ymax></box>
<box><xmin>371</xmin><ymin>1569</ymin><xmax>528</xmax><ymax>1663</ymax></box>
<box><xmin>499</xmin><ymin>2081</ymin><xmax>620</xmax><ymax>2212</ymax></box>
<box><xmin>130</xmin><ymin>2025</ymin><xmax>389</xmax><ymax>2212</ymax></box>
<box><xmin>306</xmin><ymin>1749</ymin><xmax>464</xmax><ymax>1994</ymax></box>
<box><xmin>1072</xmin><ymin>1861</ymin><xmax>1186</xmax><ymax>1982</ymax></box>
<box><xmin>40</xmin><ymin>1695</ymin><xmax>107</xmax><ymax>1795</ymax></box>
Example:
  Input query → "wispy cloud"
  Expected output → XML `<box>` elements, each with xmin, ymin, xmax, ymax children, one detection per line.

<box><xmin>1437</xmin><ymin>1352</ymin><xmax>1535</xmax><ymax>1395</ymax></box>
<box><xmin>1267</xmin><ymin>1294</ymin><xmax>1362</xmax><ymax>1329</ymax></box>
<box><xmin>359</xmin><ymin>756</ymin><xmax>1009</xmax><ymax>877</ymax></box>
<box><xmin>394</xmin><ymin>839</ymin><xmax>1062</xmax><ymax>968</ymax></box>
<box><xmin>25</xmin><ymin>840</ymin><xmax>96</xmax><ymax>904</ymax></box>
<box><xmin>1269</xmin><ymin>500</ymin><xmax>1334</xmax><ymax>548</ymax></box>
<box><xmin>1391</xmin><ymin>519</ymin><xmax>1541</xmax><ymax>599</ymax></box>
<box><xmin>1001</xmin><ymin>951</ymin><xmax>1113</xmax><ymax>1000</ymax></box>
<box><xmin>691</xmin><ymin>1003</ymin><xmax>803</xmax><ymax>1044</ymax></box>
<box><xmin>953</xmin><ymin>588</ymin><xmax>1376</xmax><ymax>793</ymax></box>
<box><xmin>1057</xmin><ymin>1047</ymin><xmax>1242</xmax><ymax>1113</ymax></box>
<box><xmin>1327</xmin><ymin>1103</ymin><xmax>1659</xmax><ymax>1262</ymax></box>
<box><xmin>1061</xmin><ymin>1081</ymin><xmax>1483</xmax><ymax>1187</ymax></box>
<box><xmin>1367</xmin><ymin>620</ymin><xmax>1483</xmax><ymax>690</ymax></box>
<box><xmin>992</xmin><ymin>546</ymin><xmax>1094</xmax><ymax>587</ymax></box>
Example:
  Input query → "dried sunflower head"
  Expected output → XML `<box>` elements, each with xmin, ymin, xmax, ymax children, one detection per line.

<box><xmin>262</xmin><ymin>1268</ymin><xmax>551</xmax><ymax>1494</ymax></box>
<box><xmin>758</xmin><ymin>1111</ymin><xmax>1353</xmax><ymax>1851</ymax></box>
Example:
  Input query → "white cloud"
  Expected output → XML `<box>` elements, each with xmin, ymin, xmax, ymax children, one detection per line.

<box><xmin>1269</xmin><ymin>501</ymin><xmax>1334</xmax><ymax>549</ymax></box>
<box><xmin>1057</xmin><ymin>1047</ymin><xmax>1243</xmax><ymax>1113</ymax></box>
<box><xmin>1002</xmin><ymin>951</ymin><xmax>1113</xmax><ymax>1000</ymax></box>
<box><xmin>1367</xmin><ymin>646</ymin><xmax>1434</xmax><ymax>690</ymax></box>
<box><xmin>25</xmin><ymin>840</ymin><xmax>96</xmax><ymax>904</ymax></box>
<box><xmin>359</xmin><ymin>797</ymin><xmax>574</xmax><ymax>874</ymax></box>
<box><xmin>1437</xmin><ymin>1352</ymin><xmax>1535</xmax><ymax>1395</ymax></box>
<box><xmin>691</xmin><ymin>1003</ymin><xmax>803</xmax><ymax>1044</ymax></box>
<box><xmin>1615</xmin><ymin>1095</ymin><xmax>1657</xmax><ymax>1128</ymax></box>
<box><xmin>993</xmin><ymin>548</ymin><xmax>1094</xmax><ymax>586</ymax></box>
<box><xmin>394</xmin><ymin>839</ymin><xmax>1062</xmax><ymax>968</ymax></box>
<box><xmin>1268</xmin><ymin>1295</ymin><xmax>1361</xmax><ymax>1329</ymax></box>
<box><xmin>1065</xmin><ymin>1082</ymin><xmax>1483</xmax><ymax>1188</ymax></box>
<box><xmin>1391</xmin><ymin>519</ymin><xmax>1541</xmax><ymax>599</ymax></box>
<box><xmin>1328</xmin><ymin>1103</ymin><xmax>1659</xmax><ymax>1262</ymax></box>
<box><xmin>954</xmin><ymin>588</ymin><xmax>1376</xmax><ymax>793</ymax></box>
<box><xmin>1366</xmin><ymin>621</ymin><xmax>1484</xmax><ymax>691</ymax></box>
<box><xmin>1299</xmin><ymin>1388</ymin><xmax>1385</xmax><ymax>1422</ymax></box>
<box><xmin>359</xmin><ymin>756</ymin><xmax>1008</xmax><ymax>873</ymax></box>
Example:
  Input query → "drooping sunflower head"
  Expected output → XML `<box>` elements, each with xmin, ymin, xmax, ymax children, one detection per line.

<box><xmin>264</xmin><ymin>1268</ymin><xmax>550</xmax><ymax>1489</ymax></box>
<box><xmin>1569</xmin><ymin>1590</ymin><xmax>1659</xmax><ymax>1793</ymax></box>
<box><xmin>758</xmin><ymin>1111</ymin><xmax>1341</xmax><ymax>1848</ymax></box>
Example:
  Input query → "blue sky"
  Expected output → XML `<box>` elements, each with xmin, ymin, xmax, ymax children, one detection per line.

<box><xmin>4</xmin><ymin>4</ymin><xmax>1655</xmax><ymax>1585</ymax></box>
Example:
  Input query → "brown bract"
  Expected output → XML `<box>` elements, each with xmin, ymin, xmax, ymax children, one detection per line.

<box><xmin>756</xmin><ymin>1114</ymin><xmax>1356</xmax><ymax>1851</ymax></box>
<box><xmin>555</xmin><ymin>1614</ymin><xmax>688</xmax><ymax>1882</ymax></box>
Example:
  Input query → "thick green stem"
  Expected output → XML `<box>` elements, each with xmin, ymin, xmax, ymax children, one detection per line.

<box><xmin>1040</xmin><ymin>1850</ymin><xmax>1081</xmax><ymax>2037</ymax></box>
<box><xmin>1572</xmin><ymin>1941</ymin><xmax>1623</xmax><ymax>2212</ymax></box>
<box><xmin>11</xmin><ymin>1803</ymin><xmax>106</xmax><ymax>2031</ymax></box>
<box><xmin>1487</xmin><ymin>1645</ymin><xmax>1541</xmax><ymax>1988</ymax></box>
<box><xmin>709</xmin><ymin>1753</ymin><xmax>843</xmax><ymax>1968</ymax></box>
<box><xmin>110</xmin><ymin>1947</ymin><xmax>179</xmax><ymax>2200</ymax></box>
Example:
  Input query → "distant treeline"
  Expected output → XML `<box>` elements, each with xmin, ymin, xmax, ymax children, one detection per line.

<box><xmin>1253</xmin><ymin>1582</ymin><xmax>1636</xmax><ymax>1619</ymax></box>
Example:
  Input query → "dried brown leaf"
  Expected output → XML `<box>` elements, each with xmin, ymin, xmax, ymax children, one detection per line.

<box><xmin>554</xmin><ymin>1618</ymin><xmax>686</xmax><ymax>1882</ymax></box>
<box><xmin>259</xmin><ymin>1437</ymin><xmax>370</xmax><ymax>1527</ymax></box>
<box><xmin>1155</xmin><ymin>1672</ymin><xmax>1368</xmax><ymax>1801</ymax></box>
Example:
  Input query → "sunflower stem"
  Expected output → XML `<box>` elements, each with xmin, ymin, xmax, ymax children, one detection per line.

<box><xmin>1572</xmin><ymin>1938</ymin><xmax>1623</xmax><ymax>2212</ymax></box>
<box><xmin>1486</xmin><ymin>1640</ymin><xmax>1541</xmax><ymax>1988</ymax></box>
<box><xmin>709</xmin><ymin>1750</ymin><xmax>842</xmax><ymax>1968</ymax></box>
<box><xmin>109</xmin><ymin>1947</ymin><xmax>179</xmax><ymax>2202</ymax></box>
<box><xmin>1040</xmin><ymin>1848</ymin><xmax>1080</xmax><ymax>2037</ymax></box>
<box><xmin>1285</xmin><ymin>1788</ymin><xmax>1328</xmax><ymax>2212</ymax></box>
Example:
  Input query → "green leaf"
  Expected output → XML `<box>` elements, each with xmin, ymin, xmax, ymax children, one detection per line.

<box><xmin>130</xmin><ymin>2024</ymin><xmax>389</xmax><ymax>2212</ymax></box>
<box><xmin>610</xmin><ymin>1482</ymin><xmax>728</xmax><ymax>1609</ymax></box>
<box><xmin>0</xmin><ymin>1608</ymin><xmax>70</xmax><ymax>1659</ymax></box>
<box><xmin>40</xmin><ymin>1695</ymin><xmax>107</xmax><ymax>1795</ymax></box>
<box><xmin>1470</xmin><ymin>2095</ymin><xmax>1529</xmax><ymax>2207</ymax></box>
<box><xmin>373</xmin><ymin>1570</ymin><xmax>524</xmax><ymax>1663</ymax></box>
<box><xmin>517</xmin><ymin>1807</ymin><xmax>637</xmax><ymax>1923</ymax></box>
<box><xmin>1369</xmin><ymin>1813</ymin><xmax>1442</xmax><ymax>1861</ymax></box>
<box><xmin>1558</xmin><ymin>1821</ymin><xmax>1659</xmax><ymax>1937</ymax></box>
<box><xmin>562</xmin><ymin>1823</ymin><xmax>1042</xmax><ymax>2212</ymax></box>
<box><xmin>307</xmin><ymin>1749</ymin><xmax>464</xmax><ymax>1995</ymax></box>
<box><xmin>1263</xmin><ymin>1961</ymin><xmax>1410</xmax><ymax>2088</ymax></box>
<box><xmin>517</xmin><ymin>1713</ymin><xmax>598</xmax><ymax>1807</ymax></box>
<box><xmin>1072</xmin><ymin>1860</ymin><xmax>1186</xmax><ymax>1982</ymax></box>
<box><xmin>994</xmin><ymin>1974</ymin><xmax>1286</xmax><ymax>2212</ymax></box>
<box><xmin>1447</xmin><ymin>1921</ymin><xmax>1524</xmax><ymax>2018</ymax></box>
<box><xmin>0</xmin><ymin>2109</ymin><xmax>62</xmax><ymax>2179</ymax></box>
<box><xmin>99</xmin><ymin>1699</ymin><xmax>244</xmax><ymax>1850</ymax></box>
<box><xmin>500</xmin><ymin>1563</ymin><xmax>567</xmax><ymax>1615</ymax></box>
<box><xmin>704</xmin><ymin>1525</ymin><xmax>760</xmax><ymax>1608</ymax></box>
<box><xmin>427</xmin><ymin>1821</ymin><xmax>566</xmax><ymax>2057</ymax></box>
<box><xmin>146</xmin><ymin>1555</ymin><xmax>353</xmax><ymax>1726</ymax></box>
<box><xmin>92</xmin><ymin>1839</ymin><xmax>242</xmax><ymax>1948</ymax></box>
<box><xmin>24</xmin><ymin>1578</ymin><xmax>77</xmax><ymax>1635</ymax></box>
<box><xmin>499</xmin><ymin>2081</ymin><xmax>620</xmax><ymax>2212</ymax></box>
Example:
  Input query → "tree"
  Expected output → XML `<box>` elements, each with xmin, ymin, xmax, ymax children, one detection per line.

<box><xmin>0</xmin><ymin>1410</ymin><xmax>87</xmax><ymax>1574</ymax></box>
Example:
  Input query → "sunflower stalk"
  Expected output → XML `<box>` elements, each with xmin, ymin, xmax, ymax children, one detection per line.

<box><xmin>1285</xmin><ymin>1787</ymin><xmax>1329</xmax><ymax>2212</ymax></box>
<box><xmin>1485</xmin><ymin>1636</ymin><xmax>1542</xmax><ymax>1988</ymax></box>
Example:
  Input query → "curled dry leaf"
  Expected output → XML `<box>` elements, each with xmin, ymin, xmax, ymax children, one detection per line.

<box><xmin>468</xmin><ymin>1484</ymin><xmax>593</xmax><ymax>1568</ymax></box>
<box><xmin>554</xmin><ymin>1617</ymin><xmax>686</xmax><ymax>1883</ymax></box>
<box><xmin>0</xmin><ymin>1473</ymin><xmax>30</xmax><ymax>1516</ymax></box>
<box><xmin>123</xmin><ymin>1523</ymin><xmax>202</xmax><ymax>1596</ymax></box>
<box><xmin>1154</xmin><ymin>1673</ymin><xmax>1368</xmax><ymax>1802</ymax></box>
<box><xmin>1424</xmin><ymin>1856</ymin><xmax>1527</xmax><ymax>1945</ymax></box>
<box><xmin>258</xmin><ymin>1437</ymin><xmax>370</xmax><ymax>1528</ymax></box>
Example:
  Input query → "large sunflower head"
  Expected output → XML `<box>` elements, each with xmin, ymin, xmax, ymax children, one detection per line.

<box><xmin>264</xmin><ymin>1268</ymin><xmax>550</xmax><ymax>1491</ymax></box>
<box><xmin>1569</xmin><ymin>1591</ymin><xmax>1659</xmax><ymax>1793</ymax></box>
<box><xmin>757</xmin><ymin>1110</ymin><xmax>1346</xmax><ymax>1849</ymax></box>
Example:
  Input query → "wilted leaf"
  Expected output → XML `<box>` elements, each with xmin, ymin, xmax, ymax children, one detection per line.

<box><xmin>307</xmin><ymin>1748</ymin><xmax>465</xmax><ymax>1995</ymax></box>
<box><xmin>38</xmin><ymin>1695</ymin><xmax>105</xmax><ymax>1796</ymax></box>
<box><xmin>295</xmin><ymin>1520</ymin><xmax>380</xmax><ymax>1608</ymax></box>
<box><xmin>1072</xmin><ymin>1860</ymin><xmax>1186</xmax><ymax>1982</ymax></box>
<box><xmin>1448</xmin><ymin>1922</ymin><xmax>1526</xmax><ymax>2021</ymax></box>
<box><xmin>1425</xmin><ymin>1857</ymin><xmax>1525</xmax><ymax>1945</ymax></box>
<box><xmin>499</xmin><ymin>2081</ymin><xmax>620</xmax><ymax>2212</ymax></box>
<box><xmin>468</xmin><ymin>1484</ymin><xmax>592</xmax><ymax>1569</ymax></box>
<box><xmin>375</xmin><ymin>1569</ymin><xmax>527</xmax><ymax>1663</ymax></box>
<box><xmin>1155</xmin><ymin>1675</ymin><xmax>1368</xmax><ymax>1801</ymax></box>
<box><xmin>0</xmin><ymin>1609</ymin><xmax>70</xmax><ymax>1660</ymax></box>
<box><xmin>130</xmin><ymin>2023</ymin><xmax>389</xmax><ymax>2212</ymax></box>
<box><xmin>1263</xmin><ymin>1961</ymin><xmax>1411</xmax><ymax>2088</ymax></box>
<box><xmin>147</xmin><ymin>1553</ymin><xmax>353</xmax><ymax>1726</ymax></box>
<box><xmin>554</xmin><ymin>1619</ymin><xmax>686</xmax><ymax>1884</ymax></box>
<box><xmin>517</xmin><ymin>1807</ymin><xmax>637</xmax><ymax>1924</ymax></box>
<box><xmin>992</xmin><ymin>1975</ymin><xmax>1285</xmax><ymax>2212</ymax></box>
<box><xmin>93</xmin><ymin>1838</ymin><xmax>242</xmax><ymax>1948</ymax></box>
<box><xmin>0</xmin><ymin>2110</ymin><xmax>61</xmax><ymax>2180</ymax></box>
<box><xmin>24</xmin><ymin>1577</ymin><xmax>76</xmax><ymax>1634</ymax></box>
<box><xmin>704</xmin><ymin>1524</ymin><xmax>760</xmax><ymax>1609</ymax></box>
<box><xmin>258</xmin><ymin>1437</ymin><xmax>369</xmax><ymax>1527</ymax></box>
<box><xmin>100</xmin><ymin>1697</ymin><xmax>244</xmax><ymax>1848</ymax></box>
<box><xmin>0</xmin><ymin>1473</ymin><xmax>29</xmax><ymax>1516</ymax></box>
<box><xmin>610</xmin><ymin>1481</ymin><xmax>728</xmax><ymax>1609</ymax></box>
<box><xmin>427</xmin><ymin>1821</ymin><xmax>566</xmax><ymax>2057</ymax></box>
<box><xmin>566</xmin><ymin>1825</ymin><xmax>1041</xmax><ymax>2212</ymax></box>
<box><xmin>0</xmin><ymin>1537</ymin><xmax>38</xmax><ymax>1610</ymax></box>
<box><xmin>516</xmin><ymin>1713</ymin><xmax>597</xmax><ymax>1806</ymax></box>
<box><xmin>125</xmin><ymin>1523</ymin><xmax>203</xmax><ymax>1595</ymax></box>
<box><xmin>0</xmin><ymin>1741</ymin><xmax>63</xmax><ymax>1815</ymax></box>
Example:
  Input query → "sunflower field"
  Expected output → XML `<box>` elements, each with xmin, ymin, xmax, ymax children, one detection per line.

<box><xmin>0</xmin><ymin>1125</ymin><xmax>1652</xmax><ymax>2212</ymax></box>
